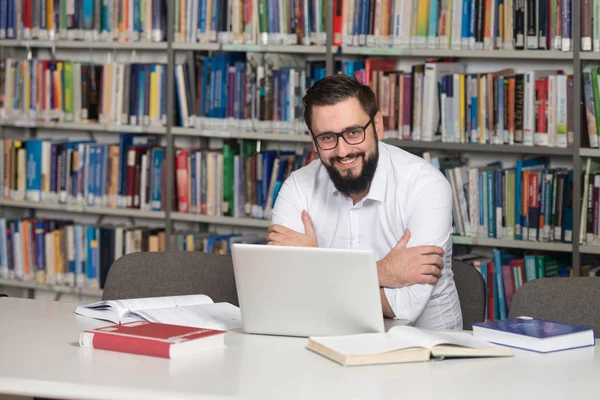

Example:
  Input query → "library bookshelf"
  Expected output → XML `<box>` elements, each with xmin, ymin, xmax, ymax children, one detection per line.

<box><xmin>0</xmin><ymin>0</ymin><xmax>596</xmax><ymax>299</ymax></box>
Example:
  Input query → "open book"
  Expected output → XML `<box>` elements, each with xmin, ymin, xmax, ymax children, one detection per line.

<box><xmin>307</xmin><ymin>325</ymin><xmax>513</xmax><ymax>366</ymax></box>
<box><xmin>75</xmin><ymin>294</ymin><xmax>242</xmax><ymax>331</ymax></box>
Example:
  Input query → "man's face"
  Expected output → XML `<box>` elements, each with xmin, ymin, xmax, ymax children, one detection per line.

<box><xmin>309</xmin><ymin>97</ymin><xmax>382</xmax><ymax>197</ymax></box>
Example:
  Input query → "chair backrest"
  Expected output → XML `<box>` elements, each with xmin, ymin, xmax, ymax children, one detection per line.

<box><xmin>508</xmin><ymin>277</ymin><xmax>600</xmax><ymax>335</ymax></box>
<box><xmin>452</xmin><ymin>260</ymin><xmax>486</xmax><ymax>330</ymax></box>
<box><xmin>101</xmin><ymin>252</ymin><xmax>239</xmax><ymax>306</ymax></box>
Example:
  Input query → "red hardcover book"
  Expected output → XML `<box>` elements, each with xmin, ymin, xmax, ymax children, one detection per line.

<box><xmin>79</xmin><ymin>321</ymin><xmax>226</xmax><ymax>359</ymax></box>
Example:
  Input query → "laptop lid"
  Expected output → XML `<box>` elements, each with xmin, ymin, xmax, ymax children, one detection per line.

<box><xmin>231</xmin><ymin>243</ymin><xmax>385</xmax><ymax>337</ymax></box>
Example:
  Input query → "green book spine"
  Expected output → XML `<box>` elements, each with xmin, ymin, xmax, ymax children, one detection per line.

<box><xmin>592</xmin><ymin>68</ymin><xmax>600</xmax><ymax>136</ymax></box>
<box><xmin>64</xmin><ymin>62</ymin><xmax>74</xmax><ymax>122</ymax></box>
<box><xmin>258</xmin><ymin>0</ymin><xmax>268</xmax><ymax>45</ymax></box>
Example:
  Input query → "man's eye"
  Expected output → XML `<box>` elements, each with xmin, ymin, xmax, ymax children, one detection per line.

<box><xmin>318</xmin><ymin>134</ymin><xmax>336</xmax><ymax>143</ymax></box>
<box><xmin>345</xmin><ymin>129</ymin><xmax>362</xmax><ymax>137</ymax></box>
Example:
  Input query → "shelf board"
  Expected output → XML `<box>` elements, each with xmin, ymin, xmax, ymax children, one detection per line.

<box><xmin>385</xmin><ymin>139</ymin><xmax>574</xmax><ymax>155</ymax></box>
<box><xmin>171</xmin><ymin>127</ymin><xmax>313</xmax><ymax>142</ymax></box>
<box><xmin>580</xmin><ymin>148</ymin><xmax>600</xmax><ymax>157</ymax></box>
<box><xmin>580</xmin><ymin>52</ymin><xmax>600</xmax><ymax>60</ymax></box>
<box><xmin>0</xmin><ymin>39</ymin><xmax>167</xmax><ymax>50</ymax></box>
<box><xmin>0</xmin><ymin>119</ymin><xmax>167</xmax><ymax>134</ymax></box>
<box><xmin>580</xmin><ymin>246</ymin><xmax>600</xmax><ymax>255</ymax></box>
<box><xmin>0</xmin><ymin>278</ymin><xmax>103</xmax><ymax>297</ymax></box>
<box><xmin>453</xmin><ymin>236</ymin><xmax>573</xmax><ymax>252</ymax></box>
<box><xmin>172</xmin><ymin>42</ymin><xmax>327</xmax><ymax>54</ymax></box>
<box><xmin>171</xmin><ymin>212</ymin><xmax>271</xmax><ymax>228</ymax></box>
<box><xmin>0</xmin><ymin>199</ymin><xmax>167</xmax><ymax>219</ymax></box>
<box><xmin>338</xmin><ymin>47</ymin><xmax>573</xmax><ymax>59</ymax></box>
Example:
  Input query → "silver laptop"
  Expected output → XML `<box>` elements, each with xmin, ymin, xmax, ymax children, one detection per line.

<box><xmin>231</xmin><ymin>243</ymin><xmax>385</xmax><ymax>337</ymax></box>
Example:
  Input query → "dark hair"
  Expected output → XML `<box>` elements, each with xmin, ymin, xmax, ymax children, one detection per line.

<box><xmin>302</xmin><ymin>74</ymin><xmax>378</xmax><ymax>132</ymax></box>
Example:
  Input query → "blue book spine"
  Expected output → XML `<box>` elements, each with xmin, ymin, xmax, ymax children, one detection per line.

<box><xmin>471</xmin><ymin>75</ymin><xmax>478</xmax><ymax>143</ymax></box>
<box><xmin>34</xmin><ymin>221</ymin><xmax>45</xmax><ymax>274</ymax></box>
<box><xmin>497</xmin><ymin>77</ymin><xmax>504</xmax><ymax>141</ymax></box>
<box><xmin>101</xmin><ymin>144</ymin><xmax>109</xmax><ymax>206</ymax></box>
<box><xmin>85</xmin><ymin>226</ymin><xmax>95</xmax><ymax>281</ymax></box>
<box><xmin>87</xmin><ymin>144</ymin><xmax>96</xmax><ymax>206</ymax></box>
<box><xmin>210</xmin><ymin>0</ymin><xmax>218</xmax><ymax>42</ymax></box>
<box><xmin>493</xmin><ymin>250</ymin><xmax>507</xmax><ymax>320</ymax></box>
<box><xmin>25</xmin><ymin>140</ymin><xmax>43</xmax><ymax>202</ymax></box>
<box><xmin>137</xmin><ymin>67</ymin><xmax>146</xmax><ymax>124</ymax></box>
<box><xmin>563</xmin><ymin>170</ymin><xmax>573</xmax><ymax>242</ymax></box>
<box><xmin>462</xmin><ymin>0</ymin><xmax>471</xmax><ymax>44</ymax></box>
<box><xmin>428</xmin><ymin>0</ymin><xmax>438</xmax><ymax>42</ymax></box>
<box><xmin>95</xmin><ymin>146</ymin><xmax>103</xmax><ymax>202</ymax></box>
<box><xmin>151</xmin><ymin>148</ymin><xmax>164</xmax><ymax>211</ymax></box>
<box><xmin>83</xmin><ymin>0</ymin><xmax>94</xmax><ymax>30</ymax></box>
<box><xmin>6</xmin><ymin>0</ymin><xmax>14</xmax><ymax>39</ymax></box>
<box><xmin>487</xmin><ymin>171</ymin><xmax>495</xmax><ymax>238</ymax></box>
<box><xmin>360</xmin><ymin>0</ymin><xmax>368</xmax><ymax>43</ymax></box>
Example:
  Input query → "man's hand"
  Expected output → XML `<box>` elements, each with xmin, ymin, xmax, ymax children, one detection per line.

<box><xmin>267</xmin><ymin>210</ymin><xmax>318</xmax><ymax>247</ymax></box>
<box><xmin>377</xmin><ymin>229</ymin><xmax>445</xmax><ymax>288</ymax></box>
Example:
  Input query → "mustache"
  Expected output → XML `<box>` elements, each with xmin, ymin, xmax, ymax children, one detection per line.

<box><xmin>329</xmin><ymin>153</ymin><xmax>365</xmax><ymax>163</ymax></box>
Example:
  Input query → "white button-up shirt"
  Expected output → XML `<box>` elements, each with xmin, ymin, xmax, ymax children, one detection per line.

<box><xmin>271</xmin><ymin>141</ymin><xmax>463</xmax><ymax>330</ymax></box>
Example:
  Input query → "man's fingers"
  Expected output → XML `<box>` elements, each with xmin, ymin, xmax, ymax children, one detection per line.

<box><xmin>267</xmin><ymin>224</ymin><xmax>290</xmax><ymax>234</ymax></box>
<box><xmin>301</xmin><ymin>210</ymin><xmax>316</xmax><ymax>237</ymax></box>
<box><xmin>395</xmin><ymin>229</ymin><xmax>411</xmax><ymax>249</ymax></box>
<box><xmin>266</xmin><ymin>232</ymin><xmax>284</xmax><ymax>243</ymax></box>
<box><xmin>415</xmin><ymin>245</ymin><xmax>445</xmax><ymax>256</ymax></box>
<box><xmin>420</xmin><ymin>255</ymin><xmax>444</xmax><ymax>270</ymax></box>
<box><xmin>419</xmin><ymin>275</ymin><xmax>440</xmax><ymax>285</ymax></box>
<box><xmin>424</xmin><ymin>264</ymin><xmax>442</xmax><ymax>278</ymax></box>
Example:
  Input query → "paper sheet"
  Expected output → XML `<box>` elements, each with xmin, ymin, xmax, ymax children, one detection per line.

<box><xmin>133</xmin><ymin>302</ymin><xmax>242</xmax><ymax>331</ymax></box>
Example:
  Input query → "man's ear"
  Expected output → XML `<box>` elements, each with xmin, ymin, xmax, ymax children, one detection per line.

<box><xmin>374</xmin><ymin>111</ymin><xmax>384</xmax><ymax>141</ymax></box>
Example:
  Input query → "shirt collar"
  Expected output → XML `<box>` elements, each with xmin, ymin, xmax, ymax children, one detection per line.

<box><xmin>328</xmin><ymin>141</ymin><xmax>388</xmax><ymax>203</ymax></box>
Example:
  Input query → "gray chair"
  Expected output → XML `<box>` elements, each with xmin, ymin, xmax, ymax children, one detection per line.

<box><xmin>452</xmin><ymin>260</ymin><xmax>487</xmax><ymax>330</ymax></box>
<box><xmin>101</xmin><ymin>252</ymin><xmax>239</xmax><ymax>306</ymax></box>
<box><xmin>508</xmin><ymin>277</ymin><xmax>600</xmax><ymax>336</ymax></box>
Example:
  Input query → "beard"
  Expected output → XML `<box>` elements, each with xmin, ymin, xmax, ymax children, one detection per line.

<box><xmin>322</xmin><ymin>145</ymin><xmax>379</xmax><ymax>198</ymax></box>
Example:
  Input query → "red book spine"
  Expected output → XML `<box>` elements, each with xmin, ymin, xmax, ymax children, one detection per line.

<box><xmin>176</xmin><ymin>149</ymin><xmax>189</xmax><ymax>213</ymax></box>
<box><xmin>487</xmin><ymin>261</ymin><xmax>495</xmax><ymax>320</ymax></box>
<box><xmin>89</xmin><ymin>332</ymin><xmax>172</xmax><ymax>359</ymax></box>
<box><xmin>333</xmin><ymin>0</ymin><xmax>343</xmax><ymax>46</ymax></box>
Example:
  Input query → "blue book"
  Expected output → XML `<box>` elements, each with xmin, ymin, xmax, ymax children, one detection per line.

<box><xmin>473</xmin><ymin>317</ymin><xmax>595</xmax><ymax>353</ymax></box>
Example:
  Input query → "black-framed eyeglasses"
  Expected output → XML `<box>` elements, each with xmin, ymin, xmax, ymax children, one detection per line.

<box><xmin>311</xmin><ymin>117</ymin><xmax>374</xmax><ymax>151</ymax></box>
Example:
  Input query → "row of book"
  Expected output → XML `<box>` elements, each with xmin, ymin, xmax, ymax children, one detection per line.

<box><xmin>345</xmin><ymin>60</ymin><xmax>573</xmax><ymax>147</ymax></box>
<box><xmin>430</xmin><ymin>154</ymin><xmax>574</xmax><ymax>244</ymax></box>
<box><xmin>174</xmin><ymin>53</ymin><xmax>326</xmax><ymax>132</ymax></box>
<box><xmin>175</xmin><ymin>142</ymin><xmax>316</xmax><ymax>218</ymax></box>
<box><xmin>0</xmin><ymin>0</ymin><xmax>167</xmax><ymax>42</ymax></box>
<box><xmin>0</xmin><ymin>56</ymin><xmax>581</xmax><ymax>148</ymax></box>
<box><xmin>0</xmin><ymin>218</ymin><xmax>168</xmax><ymax>289</ymax></box>
<box><xmin>0</xmin><ymin>216</ymin><xmax>266</xmax><ymax>290</ymax></box>
<box><xmin>462</xmin><ymin>250</ymin><xmax>571</xmax><ymax>322</ymax></box>
<box><xmin>0</xmin><ymin>54</ymin><xmax>328</xmax><ymax>131</ymax></box>
<box><xmin>173</xmin><ymin>0</ymin><xmax>327</xmax><ymax>46</ymax></box>
<box><xmin>1</xmin><ymin>59</ymin><xmax>168</xmax><ymax>127</ymax></box>
<box><xmin>1</xmin><ymin>134</ymin><xmax>320</xmax><ymax>219</ymax></box>
<box><xmin>338</xmin><ymin>0</ymin><xmax>572</xmax><ymax>52</ymax></box>
<box><xmin>1</xmin><ymin>134</ymin><xmax>164</xmax><ymax>210</ymax></box>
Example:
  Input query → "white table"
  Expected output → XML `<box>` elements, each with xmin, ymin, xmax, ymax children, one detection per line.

<box><xmin>0</xmin><ymin>297</ymin><xmax>599</xmax><ymax>400</ymax></box>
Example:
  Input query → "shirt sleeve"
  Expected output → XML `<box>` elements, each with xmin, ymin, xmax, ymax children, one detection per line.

<box><xmin>383</xmin><ymin>166</ymin><xmax>454</xmax><ymax>324</ymax></box>
<box><xmin>269</xmin><ymin>173</ymin><xmax>307</xmax><ymax>234</ymax></box>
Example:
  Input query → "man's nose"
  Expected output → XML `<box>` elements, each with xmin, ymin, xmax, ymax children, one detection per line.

<box><xmin>335</xmin><ymin>138</ymin><xmax>353</xmax><ymax>157</ymax></box>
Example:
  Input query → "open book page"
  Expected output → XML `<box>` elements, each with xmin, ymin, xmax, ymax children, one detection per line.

<box><xmin>132</xmin><ymin>302</ymin><xmax>242</xmax><ymax>331</ymax></box>
<box><xmin>389</xmin><ymin>326</ymin><xmax>508</xmax><ymax>350</ymax></box>
<box><xmin>308</xmin><ymin>332</ymin><xmax>423</xmax><ymax>356</ymax></box>
<box><xmin>75</xmin><ymin>294</ymin><xmax>214</xmax><ymax>324</ymax></box>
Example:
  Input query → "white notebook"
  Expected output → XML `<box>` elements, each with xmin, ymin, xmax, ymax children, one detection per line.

<box><xmin>75</xmin><ymin>294</ymin><xmax>242</xmax><ymax>331</ymax></box>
